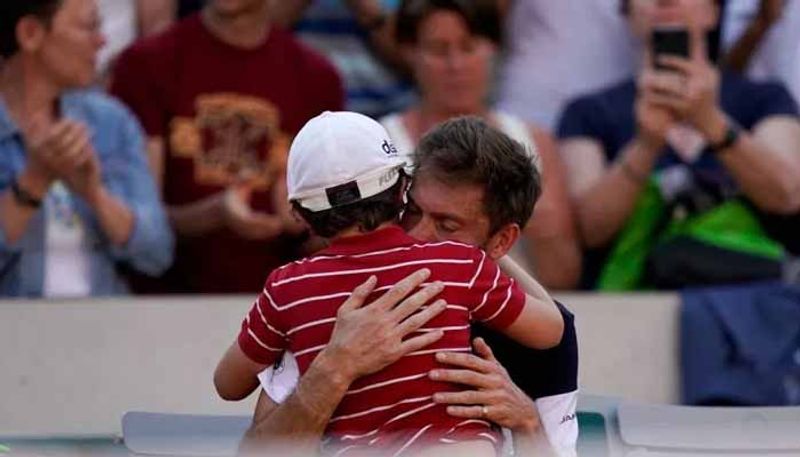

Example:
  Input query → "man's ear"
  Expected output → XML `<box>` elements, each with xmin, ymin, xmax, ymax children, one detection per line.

<box><xmin>484</xmin><ymin>223</ymin><xmax>520</xmax><ymax>260</ymax></box>
<box><xmin>16</xmin><ymin>16</ymin><xmax>48</xmax><ymax>54</ymax></box>
<box><xmin>397</xmin><ymin>175</ymin><xmax>410</xmax><ymax>201</ymax></box>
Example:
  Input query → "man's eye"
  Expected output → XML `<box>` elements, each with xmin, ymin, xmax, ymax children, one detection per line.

<box><xmin>437</xmin><ymin>221</ymin><xmax>459</xmax><ymax>234</ymax></box>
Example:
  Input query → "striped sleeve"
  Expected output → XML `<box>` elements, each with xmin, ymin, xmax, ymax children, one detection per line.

<box><xmin>468</xmin><ymin>252</ymin><xmax>526</xmax><ymax>330</ymax></box>
<box><xmin>237</xmin><ymin>285</ymin><xmax>287</xmax><ymax>365</ymax></box>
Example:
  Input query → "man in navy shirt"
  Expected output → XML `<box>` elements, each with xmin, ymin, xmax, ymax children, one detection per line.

<box><xmin>558</xmin><ymin>0</ymin><xmax>800</xmax><ymax>288</ymax></box>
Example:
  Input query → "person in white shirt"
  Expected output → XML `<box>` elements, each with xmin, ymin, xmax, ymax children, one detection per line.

<box><xmin>721</xmin><ymin>0</ymin><xmax>800</xmax><ymax>103</ymax></box>
<box><xmin>97</xmin><ymin>0</ymin><xmax>173</xmax><ymax>79</ymax></box>
<box><xmin>497</xmin><ymin>0</ymin><xmax>637</xmax><ymax>131</ymax></box>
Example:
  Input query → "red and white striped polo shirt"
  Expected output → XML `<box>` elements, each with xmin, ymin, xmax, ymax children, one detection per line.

<box><xmin>238</xmin><ymin>226</ymin><xmax>526</xmax><ymax>456</ymax></box>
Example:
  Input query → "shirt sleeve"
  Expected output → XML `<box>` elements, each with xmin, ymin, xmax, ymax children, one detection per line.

<box><xmin>237</xmin><ymin>283</ymin><xmax>287</xmax><ymax>366</ymax></box>
<box><xmin>556</xmin><ymin>95</ymin><xmax>607</xmax><ymax>141</ymax></box>
<box><xmin>753</xmin><ymin>81</ymin><xmax>800</xmax><ymax>120</ymax></box>
<box><xmin>536</xmin><ymin>390</ymin><xmax>580</xmax><ymax>457</ymax></box>
<box><xmin>468</xmin><ymin>251</ymin><xmax>526</xmax><ymax>330</ymax></box>
<box><xmin>105</xmin><ymin>101</ymin><xmax>175</xmax><ymax>276</ymax></box>
<box><xmin>0</xmin><ymin>164</ymin><xmax>24</xmax><ymax>265</ymax></box>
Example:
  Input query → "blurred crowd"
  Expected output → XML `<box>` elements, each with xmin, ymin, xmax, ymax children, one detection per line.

<box><xmin>1</xmin><ymin>0</ymin><xmax>799</xmax><ymax>298</ymax></box>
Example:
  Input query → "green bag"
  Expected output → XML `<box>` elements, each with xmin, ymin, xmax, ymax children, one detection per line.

<box><xmin>597</xmin><ymin>179</ymin><xmax>784</xmax><ymax>291</ymax></box>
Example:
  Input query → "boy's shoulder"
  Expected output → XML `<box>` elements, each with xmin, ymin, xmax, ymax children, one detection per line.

<box><xmin>411</xmin><ymin>239</ymin><xmax>484</xmax><ymax>260</ymax></box>
<box><xmin>264</xmin><ymin>255</ymin><xmax>319</xmax><ymax>288</ymax></box>
<box><xmin>267</xmin><ymin>237</ymin><xmax>484</xmax><ymax>280</ymax></box>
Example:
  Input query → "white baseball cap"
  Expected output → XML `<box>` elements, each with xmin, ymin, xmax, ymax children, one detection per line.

<box><xmin>287</xmin><ymin>111</ymin><xmax>405</xmax><ymax>212</ymax></box>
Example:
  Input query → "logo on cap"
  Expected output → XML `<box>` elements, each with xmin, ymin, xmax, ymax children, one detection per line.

<box><xmin>382</xmin><ymin>139</ymin><xmax>398</xmax><ymax>156</ymax></box>
<box><xmin>378</xmin><ymin>167</ymin><xmax>399</xmax><ymax>187</ymax></box>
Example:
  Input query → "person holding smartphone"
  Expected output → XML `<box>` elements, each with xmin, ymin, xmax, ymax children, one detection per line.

<box><xmin>557</xmin><ymin>0</ymin><xmax>800</xmax><ymax>289</ymax></box>
<box><xmin>0</xmin><ymin>0</ymin><xmax>174</xmax><ymax>297</ymax></box>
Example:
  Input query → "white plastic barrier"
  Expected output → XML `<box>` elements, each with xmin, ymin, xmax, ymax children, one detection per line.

<box><xmin>0</xmin><ymin>293</ymin><xmax>681</xmax><ymax>436</ymax></box>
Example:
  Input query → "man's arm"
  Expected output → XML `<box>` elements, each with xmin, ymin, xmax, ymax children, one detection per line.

<box><xmin>239</xmin><ymin>351</ymin><xmax>354</xmax><ymax>456</ymax></box>
<box><xmin>655</xmin><ymin>53</ymin><xmax>800</xmax><ymax>214</ymax></box>
<box><xmin>239</xmin><ymin>270</ymin><xmax>448</xmax><ymax>454</ymax></box>
<box><xmin>712</xmin><ymin>115</ymin><xmax>800</xmax><ymax>214</ymax></box>
<box><xmin>562</xmin><ymin>135</ymin><xmax>664</xmax><ymax>249</ymax></box>
<box><xmin>560</xmin><ymin>67</ymin><xmax>676</xmax><ymax>248</ymax></box>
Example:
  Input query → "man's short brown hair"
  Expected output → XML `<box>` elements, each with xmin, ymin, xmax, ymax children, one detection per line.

<box><xmin>413</xmin><ymin>117</ymin><xmax>541</xmax><ymax>234</ymax></box>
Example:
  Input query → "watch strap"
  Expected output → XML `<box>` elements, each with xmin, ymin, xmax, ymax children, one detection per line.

<box><xmin>708</xmin><ymin>121</ymin><xmax>741</xmax><ymax>155</ymax></box>
<box><xmin>11</xmin><ymin>177</ymin><xmax>44</xmax><ymax>209</ymax></box>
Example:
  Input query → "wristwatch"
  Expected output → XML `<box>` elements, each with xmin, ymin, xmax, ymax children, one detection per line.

<box><xmin>10</xmin><ymin>177</ymin><xmax>43</xmax><ymax>209</ymax></box>
<box><xmin>707</xmin><ymin>120</ymin><xmax>741</xmax><ymax>155</ymax></box>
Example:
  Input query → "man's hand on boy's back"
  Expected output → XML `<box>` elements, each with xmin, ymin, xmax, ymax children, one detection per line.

<box><xmin>321</xmin><ymin>268</ymin><xmax>448</xmax><ymax>383</ymax></box>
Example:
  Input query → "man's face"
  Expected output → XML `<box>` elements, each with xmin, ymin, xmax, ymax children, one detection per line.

<box><xmin>403</xmin><ymin>173</ymin><xmax>504</xmax><ymax>256</ymax></box>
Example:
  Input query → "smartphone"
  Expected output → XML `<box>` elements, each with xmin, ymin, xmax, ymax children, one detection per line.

<box><xmin>651</xmin><ymin>26</ymin><xmax>689</xmax><ymax>70</ymax></box>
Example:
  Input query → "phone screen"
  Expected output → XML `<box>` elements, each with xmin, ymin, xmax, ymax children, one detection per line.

<box><xmin>651</xmin><ymin>27</ymin><xmax>689</xmax><ymax>69</ymax></box>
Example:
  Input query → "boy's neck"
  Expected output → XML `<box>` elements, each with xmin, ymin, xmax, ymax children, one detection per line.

<box><xmin>332</xmin><ymin>221</ymin><xmax>398</xmax><ymax>241</ymax></box>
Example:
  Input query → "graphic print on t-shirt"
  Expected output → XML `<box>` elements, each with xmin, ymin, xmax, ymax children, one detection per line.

<box><xmin>169</xmin><ymin>93</ymin><xmax>290</xmax><ymax>190</ymax></box>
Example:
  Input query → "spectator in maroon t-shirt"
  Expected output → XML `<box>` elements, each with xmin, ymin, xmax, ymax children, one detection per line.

<box><xmin>111</xmin><ymin>0</ymin><xmax>345</xmax><ymax>293</ymax></box>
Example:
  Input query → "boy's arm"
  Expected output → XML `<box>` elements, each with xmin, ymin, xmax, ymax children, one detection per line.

<box><xmin>214</xmin><ymin>343</ymin><xmax>269</xmax><ymax>401</ymax></box>
<box><xmin>221</xmin><ymin>285</ymin><xmax>287</xmax><ymax>401</ymax></box>
<box><xmin>502</xmin><ymin>296</ymin><xmax>564</xmax><ymax>350</ymax></box>
<box><xmin>497</xmin><ymin>255</ymin><xmax>552</xmax><ymax>303</ymax></box>
<box><xmin>496</xmin><ymin>256</ymin><xmax>564</xmax><ymax>349</ymax></box>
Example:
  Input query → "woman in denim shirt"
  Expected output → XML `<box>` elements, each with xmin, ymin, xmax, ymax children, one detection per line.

<box><xmin>0</xmin><ymin>0</ymin><xmax>173</xmax><ymax>297</ymax></box>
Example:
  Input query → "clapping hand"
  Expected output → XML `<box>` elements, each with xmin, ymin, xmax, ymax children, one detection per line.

<box><xmin>25</xmin><ymin>119</ymin><xmax>104</xmax><ymax>201</ymax></box>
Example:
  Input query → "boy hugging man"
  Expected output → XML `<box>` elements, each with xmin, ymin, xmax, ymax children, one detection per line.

<box><xmin>215</xmin><ymin>112</ymin><xmax>563</xmax><ymax>456</ymax></box>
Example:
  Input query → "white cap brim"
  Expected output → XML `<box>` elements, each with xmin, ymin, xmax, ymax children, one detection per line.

<box><xmin>292</xmin><ymin>164</ymin><xmax>404</xmax><ymax>212</ymax></box>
